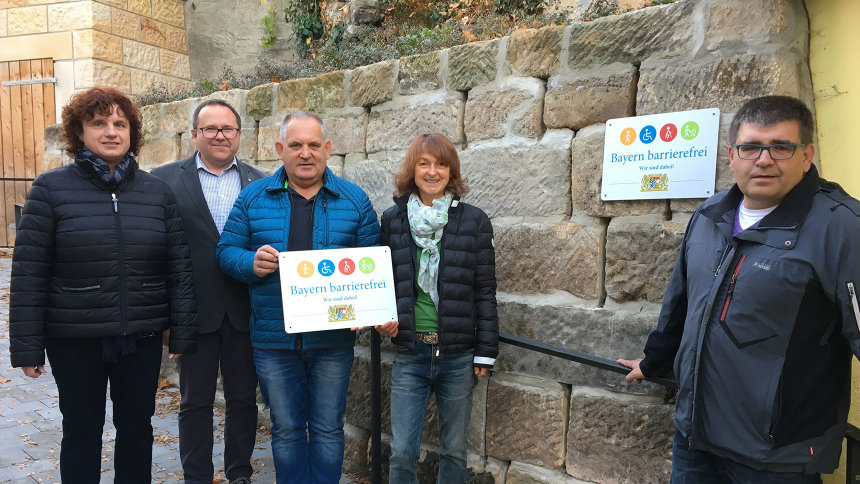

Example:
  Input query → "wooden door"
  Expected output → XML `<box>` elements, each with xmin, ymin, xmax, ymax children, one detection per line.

<box><xmin>0</xmin><ymin>58</ymin><xmax>57</xmax><ymax>247</ymax></box>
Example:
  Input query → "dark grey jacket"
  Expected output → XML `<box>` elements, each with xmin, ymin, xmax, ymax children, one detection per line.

<box><xmin>640</xmin><ymin>166</ymin><xmax>860</xmax><ymax>474</ymax></box>
<box><xmin>381</xmin><ymin>194</ymin><xmax>499</xmax><ymax>366</ymax></box>
<box><xmin>151</xmin><ymin>155</ymin><xmax>264</xmax><ymax>334</ymax></box>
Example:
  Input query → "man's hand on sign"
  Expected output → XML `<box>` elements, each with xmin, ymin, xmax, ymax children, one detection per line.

<box><xmin>375</xmin><ymin>320</ymin><xmax>399</xmax><ymax>338</ymax></box>
<box><xmin>253</xmin><ymin>245</ymin><xmax>280</xmax><ymax>277</ymax></box>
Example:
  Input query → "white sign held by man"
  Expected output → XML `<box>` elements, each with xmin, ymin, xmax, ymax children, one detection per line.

<box><xmin>279</xmin><ymin>246</ymin><xmax>397</xmax><ymax>333</ymax></box>
<box><xmin>601</xmin><ymin>108</ymin><xmax>720</xmax><ymax>200</ymax></box>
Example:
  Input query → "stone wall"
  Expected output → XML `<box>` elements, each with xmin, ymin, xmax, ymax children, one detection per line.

<box><xmin>0</xmin><ymin>0</ymin><xmax>192</xmax><ymax>97</ymax></box>
<box><xmin>134</xmin><ymin>1</ymin><xmax>813</xmax><ymax>482</ymax></box>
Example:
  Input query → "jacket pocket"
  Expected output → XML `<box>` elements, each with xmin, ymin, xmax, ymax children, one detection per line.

<box><xmin>60</xmin><ymin>284</ymin><xmax>101</xmax><ymax>293</ymax></box>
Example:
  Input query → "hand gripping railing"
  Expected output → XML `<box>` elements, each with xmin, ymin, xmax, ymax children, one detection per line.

<box><xmin>367</xmin><ymin>331</ymin><xmax>675</xmax><ymax>483</ymax></box>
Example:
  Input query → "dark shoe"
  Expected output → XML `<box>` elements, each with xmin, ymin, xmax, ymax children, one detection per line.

<box><xmin>230</xmin><ymin>478</ymin><xmax>253</xmax><ymax>484</ymax></box>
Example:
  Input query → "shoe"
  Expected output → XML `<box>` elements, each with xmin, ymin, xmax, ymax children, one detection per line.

<box><xmin>230</xmin><ymin>478</ymin><xmax>253</xmax><ymax>484</ymax></box>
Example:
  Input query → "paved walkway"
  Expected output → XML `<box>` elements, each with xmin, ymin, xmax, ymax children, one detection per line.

<box><xmin>0</xmin><ymin>253</ymin><xmax>363</xmax><ymax>483</ymax></box>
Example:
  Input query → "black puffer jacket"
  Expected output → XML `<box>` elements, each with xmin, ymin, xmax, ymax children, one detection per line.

<box><xmin>10</xmin><ymin>158</ymin><xmax>197</xmax><ymax>368</ymax></box>
<box><xmin>381</xmin><ymin>194</ymin><xmax>498</xmax><ymax>364</ymax></box>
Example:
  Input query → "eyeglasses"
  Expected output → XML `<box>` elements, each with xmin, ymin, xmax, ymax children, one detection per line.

<box><xmin>198</xmin><ymin>127</ymin><xmax>239</xmax><ymax>139</ymax></box>
<box><xmin>732</xmin><ymin>143</ymin><xmax>806</xmax><ymax>161</ymax></box>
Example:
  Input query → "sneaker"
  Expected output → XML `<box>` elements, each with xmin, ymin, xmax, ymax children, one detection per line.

<box><xmin>230</xmin><ymin>478</ymin><xmax>253</xmax><ymax>484</ymax></box>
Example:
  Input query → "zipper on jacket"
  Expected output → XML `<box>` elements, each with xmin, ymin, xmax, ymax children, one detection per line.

<box><xmin>112</xmin><ymin>192</ymin><xmax>128</xmax><ymax>335</ymax></box>
<box><xmin>322</xmin><ymin>198</ymin><xmax>328</xmax><ymax>247</ymax></box>
<box><xmin>848</xmin><ymin>282</ymin><xmax>860</xmax><ymax>333</ymax></box>
<box><xmin>713</xmin><ymin>244</ymin><xmax>732</xmax><ymax>276</ymax></box>
<box><xmin>719</xmin><ymin>254</ymin><xmax>747</xmax><ymax>322</ymax></box>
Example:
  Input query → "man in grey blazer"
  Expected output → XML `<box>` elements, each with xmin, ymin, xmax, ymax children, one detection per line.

<box><xmin>152</xmin><ymin>99</ymin><xmax>265</xmax><ymax>484</ymax></box>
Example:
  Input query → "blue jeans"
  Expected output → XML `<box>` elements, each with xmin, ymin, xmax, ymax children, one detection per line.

<box><xmin>253</xmin><ymin>346</ymin><xmax>354</xmax><ymax>484</ymax></box>
<box><xmin>671</xmin><ymin>430</ymin><xmax>822</xmax><ymax>484</ymax></box>
<box><xmin>389</xmin><ymin>341</ymin><xmax>477</xmax><ymax>484</ymax></box>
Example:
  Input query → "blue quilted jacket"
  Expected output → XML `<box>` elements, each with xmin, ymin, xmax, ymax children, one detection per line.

<box><xmin>216</xmin><ymin>166</ymin><xmax>380</xmax><ymax>349</ymax></box>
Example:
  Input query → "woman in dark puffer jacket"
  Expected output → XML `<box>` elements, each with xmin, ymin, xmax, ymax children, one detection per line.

<box><xmin>376</xmin><ymin>133</ymin><xmax>498</xmax><ymax>483</ymax></box>
<box><xmin>9</xmin><ymin>87</ymin><xmax>197</xmax><ymax>483</ymax></box>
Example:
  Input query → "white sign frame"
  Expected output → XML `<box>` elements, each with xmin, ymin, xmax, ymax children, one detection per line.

<box><xmin>601</xmin><ymin>108</ymin><xmax>720</xmax><ymax>200</ymax></box>
<box><xmin>278</xmin><ymin>246</ymin><xmax>397</xmax><ymax>333</ymax></box>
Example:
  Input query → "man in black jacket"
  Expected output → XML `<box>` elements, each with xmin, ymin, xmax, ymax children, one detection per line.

<box><xmin>618</xmin><ymin>96</ymin><xmax>860</xmax><ymax>482</ymax></box>
<box><xmin>152</xmin><ymin>99</ymin><xmax>265</xmax><ymax>484</ymax></box>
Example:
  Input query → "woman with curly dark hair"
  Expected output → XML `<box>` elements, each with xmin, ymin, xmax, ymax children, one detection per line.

<box><xmin>9</xmin><ymin>87</ymin><xmax>197</xmax><ymax>483</ymax></box>
<box><xmin>376</xmin><ymin>133</ymin><xmax>499</xmax><ymax>483</ymax></box>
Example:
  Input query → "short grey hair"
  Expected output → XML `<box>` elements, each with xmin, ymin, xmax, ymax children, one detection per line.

<box><xmin>280</xmin><ymin>110</ymin><xmax>328</xmax><ymax>141</ymax></box>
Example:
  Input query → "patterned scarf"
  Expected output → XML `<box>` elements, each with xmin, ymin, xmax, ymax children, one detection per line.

<box><xmin>407</xmin><ymin>192</ymin><xmax>452</xmax><ymax>308</ymax></box>
<box><xmin>78</xmin><ymin>146</ymin><xmax>133</xmax><ymax>187</ymax></box>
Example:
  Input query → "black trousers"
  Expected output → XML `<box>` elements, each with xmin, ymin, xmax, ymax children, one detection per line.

<box><xmin>47</xmin><ymin>335</ymin><xmax>162</xmax><ymax>484</ymax></box>
<box><xmin>177</xmin><ymin>316</ymin><xmax>258</xmax><ymax>483</ymax></box>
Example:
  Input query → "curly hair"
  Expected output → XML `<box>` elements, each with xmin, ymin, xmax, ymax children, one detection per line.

<box><xmin>394</xmin><ymin>133</ymin><xmax>468</xmax><ymax>197</ymax></box>
<box><xmin>61</xmin><ymin>87</ymin><xmax>143</xmax><ymax>157</ymax></box>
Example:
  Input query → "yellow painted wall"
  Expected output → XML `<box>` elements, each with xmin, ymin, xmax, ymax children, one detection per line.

<box><xmin>808</xmin><ymin>0</ymin><xmax>860</xmax><ymax>482</ymax></box>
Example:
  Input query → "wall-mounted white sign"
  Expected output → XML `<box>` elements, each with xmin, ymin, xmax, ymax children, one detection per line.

<box><xmin>601</xmin><ymin>108</ymin><xmax>720</xmax><ymax>200</ymax></box>
<box><xmin>279</xmin><ymin>246</ymin><xmax>397</xmax><ymax>333</ymax></box>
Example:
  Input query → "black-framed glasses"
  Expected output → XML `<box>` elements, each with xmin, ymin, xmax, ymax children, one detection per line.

<box><xmin>198</xmin><ymin>127</ymin><xmax>239</xmax><ymax>139</ymax></box>
<box><xmin>732</xmin><ymin>143</ymin><xmax>806</xmax><ymax>161</ymax></box>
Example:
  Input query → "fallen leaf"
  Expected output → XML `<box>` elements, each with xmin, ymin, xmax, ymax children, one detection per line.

<box><xmin>0</xmin><ymin>377</ymin><xmax>10</xmax><ymax>383</ymax></box>
<box><xmin>462</xmin><ymin>29</ymin><xmax>477</xmax><ymax>42</ymax></box>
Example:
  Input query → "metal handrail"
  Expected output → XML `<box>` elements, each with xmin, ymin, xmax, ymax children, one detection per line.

<box><xmin>367</xmin><ymin>330</ymin><xmax>675</xmax><ymax>483</ymax></box>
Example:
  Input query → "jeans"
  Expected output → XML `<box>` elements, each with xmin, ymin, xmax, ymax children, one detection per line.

<box><xmin>177</xmin><ymin>317</ymin><xmax>258</xmax><ymax>483</ymax></box>
<box><xmin>46</xmin><ymin>335</ymin><xmax>162</xmax><ymax>484</ymax></box>
<box><xmin>671</xmin><ymin>429</ymin><xmax>822</xmax><ymax>484</ymax></box>
<box><xmin>389</xmin><ymin>341</ymin><xmax>477</xmax><ymax>484</ymax></box>
<box><xmin>253</xmin><ymin>346</ymin><xmax>354</xmax><ymax>484</ymax></box>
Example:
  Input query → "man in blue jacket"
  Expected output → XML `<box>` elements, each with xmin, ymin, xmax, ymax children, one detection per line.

<box><xmin>217</xmin><ymin>111</ymin><xmax>380</xmax><ymax>484</ymax></box>
<box><xmin>619</xmin><ymin>96</ymin><xmax>860</xmax><ymax>482</ymax></box>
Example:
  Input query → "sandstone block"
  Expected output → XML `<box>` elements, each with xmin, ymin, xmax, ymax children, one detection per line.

<box><xmin>468</xmin><ymin>456</ymin><xmax>507</xmax><ymax>484</ymax></box>
<box><xmin>98</xmin><ymin>0</ymin><xmax>126</xmax><ymax>9</ymax></box>
<box><xmin>328</xmin><ymin>155</ymin><xmax>345</xmax><ymax>178</ymax></box>
<box><xmin>128</xmin><ymin>0</ymin><xmax>150</xmax><ymax>15</ymax></box>
<box><xmin>605</xmin><ymin>213</ymin><xmax>690</xmax><ymax>303</ymax></box>
<box><xmin>163</xmin><ymin>22</ymin><xmax>187</xmax><ymax>53</ymax></box>
<box><xmin>160</xmin><ymin>98</ymin><xmax>194</xmax><ymax>134</ymax></box>
<box><xmin>73</xmin><ymin>30</ymin><xmax>123</xmax><ymax>64</ymax></box>
<box><xmin>570</xmin><ymin>124</ymin><xmax>666</xmax><ymax>217</ymax></box>
<box><xmin>566</xmin><ymin>0</ymin><xmax>693</xmax><ymax>68</ymax></box>
<box><xmin>112</xmin><ymin>8</ymin><xmax>140</xmax><ymax>39</ymax></box>
<box><xmin>247</xmin><ymin>83</ymin><xmax>275</xmax><ymax>121</ymax></box>
<box><xmin>342</xmin><ymin>151</ymin><xmax>402</xmax><ymax>217</ymax></box>
<box><xmin>637</xmin><ymin>53</ymin><xmax>808</xmax><ymax>116</ymax></box>
<box><xmin>398</xmin><ymin>51</ymin><xmax>441</xmax><ymax>95</ymax></box>
<box><xmin>506</xmin><ymin>461</ymin><xmax>583</xmax><ymax>484</ymax></box>
<box><xmin>507</xmin><ymin>24</ymin><xmax>564</xmax><ymax>79</ymax></box>
<box><xmin>323</xmin><ymin>110</ymin><xmax>367</xmax><ymax>155</ymax></box>
<box><xmin>278</xmin><ymin>72</ymin><xmax>346</xmax><ymax>113</ymax></box>
<box><xmin>494</xmin><ymin>218</ymin><xmax>602</xmax><ymax>300</ymax></box>
<box><xmin>253</xmin><ymin>160</ymin><xmax>283</xmax><ymax>175</ymax></box>
<box><xmin>204</xmin><ymin>89</ymin><xmax>254</xmax><ymax>128</ymax></box>
<box><xmin>236</xmin><ymin>128</ymin><xmax>258</xmax><ymax>164</ymax></box>
<box><xmin>160</xmin><ymin>50</ymin><xmax>190</xmax><ymax>79</ymax></box>
<box><xmin>8</xmin><ymin>6</ymin><xmax>47</xmax><ymax>35</ymax></box>
<box><xmin>566</xmin><ymin>390</ymin><xmax>673</xmax><ymax>484</ymax></box>
<box><xmin>495</xmin><ymin>292</ymin><xmax>665</xmax><ymax>395</ymax></box>
<box><xmin>485</xmin><ymin>373</ymin><xmax>569</xmax><ymax>469</ymax></box>
<box><xmin>366</xmin><ymin>93</ymin><xmax>464</xmax><ymax>153</ymax></box>
<box><xmin>0</xmin><ymin>11</ymin><xmax>7</xmax><ymax>37</ymax></box>
<box><xmin>140</xmin><ymin>17</ymin><xmax>168</xmax><ymax>48</ymax></box>
<box><xmin>544</xmin><ymin>63</ymin><xmax>635</xmax><ymax>130</ymax></box>
<box><xmin>349</xmin><ymin>0</ymin><xmax>382</xmax><ymax>24</ymax></box>
<box><xmin>705</xmin><ymin>0</ymin><xmax>804</xmax><ymax>52</ymax></box>
<box><xmin>342</xmin><ymin>424</ymin><xmax>369</xmax><ymax>478</ymax></box>
<box><xmin>180</xmin><ymin>131</ymin><xmax>194</xmax><ymax>160</ymax></box>
<box><xmin>140</xmin><ymin>103</ymin><xmax>161</xmax><ymax>137</ymax></box>
<box><xmin>464</xmin><ymin>79</ymin><xmax>544</xmax><ymax>142</ymax></box>
<box><xmin>52</xmin><ymin>1</ymin><xmax>111</xmax><ymax>32</ymax></box>
<box><xmin>257</xmin><ymin>123</ymin><xmax>282</xmax><ymax>162</ymax></box>
<box><xmin>448</xmin><ymin>39</ymin><xmax>499</xmax><ymax>91</ymax></box>
<box><xmin>129</xmin><ymin>68</ymin><xmax>166</xmax><ymax>95</ymax></box>
<box><xmin>458</xmin><ymin>130</ymin><xmax>572</xmax><ymax>218</ymax></box>
<box><xmin>0</xmin><ymin>0</ymin><xmax>24</xmax><ymax>8</ymax></box>
<box><xmin>152</xmin><ymin>0</ymin><xmax>184</xmax><ymax>27</ymax></box>
<box><xmin>74</xmin><ymin>59</ymin><xmax>130</xmax><ymax>91</ymax></box>
<box><xmin>123</xmin><ymin>39</ymin><xmax>159</xmax><ymax>70</ymax></box>
<box><xmin>349</xmin><ymin>60</ymin><xmax>396</xmax><ymax>107</ymax></box>
<box><xmin>138</xmin><ymin>134</ymin><xmax>180</xmax><ymax>171</ymax></box>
